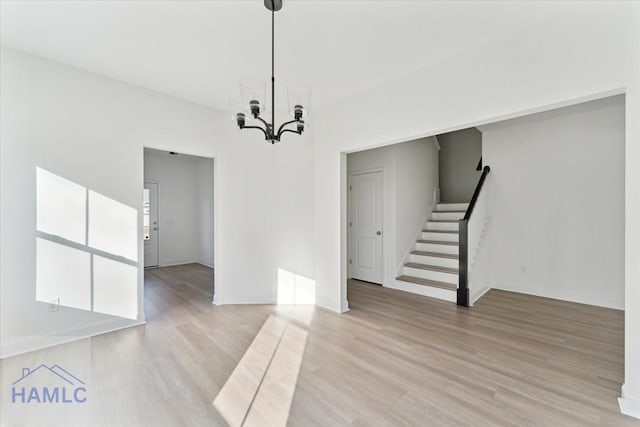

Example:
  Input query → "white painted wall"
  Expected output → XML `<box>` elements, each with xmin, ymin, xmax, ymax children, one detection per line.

<box><xmin>197</xmin><ymin>157</ymin><xmax>215</xmax><ymax>268</ymax></box>
<box><xmin>480</xmin><ymin>95</ymin><xmax>625</xmax><ymax>309</ymax></box>
<box><xmin>438</xmin><ymin>127</ymin><xmax>482</xmax><ymax>203</ymax></box>
<box><xmin>468</xmin><ymin>195</ymin><xmax>492</xmax><ymax>306</ymax></box>
<box><xmin>395</xmin><ymin>139</ymin><xmax>439</xmax><ymax>268</ymax></box>
<box><xmin>0</xmin><ymin>48</ymin><xmax>314</xmax><ymax>357</ymax></box>
<box><xmin>347</xmin><ymin>137</ymin><xmax>439</xmax><ymax>286</ymax></box>
<box><xmin>312</xmin><ymin>4</ymin><xmax>640</xmax><ymax>415</ymax></box>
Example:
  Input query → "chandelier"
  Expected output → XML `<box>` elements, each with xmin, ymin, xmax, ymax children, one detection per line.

<box><xmin>233</xmin><ymin>0</ymin><xmax>308</xmax><ymax>144</ymax></box>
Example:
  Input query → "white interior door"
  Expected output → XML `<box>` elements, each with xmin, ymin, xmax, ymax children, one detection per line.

<box><xmin>350</xmin><ymin>171</ymin><xmax>383</xmax><ymax>284</ymax></box>
<box><xmin>143</xmin><ymin>182</ymin><xmax>159</xmax><ymax>267</ymax></box>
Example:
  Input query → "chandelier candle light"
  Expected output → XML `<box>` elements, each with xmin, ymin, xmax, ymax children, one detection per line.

<box><xmin>234</xmin><ymin>0</ymin><xmax>308</xmax><ymax>144</ymax></box>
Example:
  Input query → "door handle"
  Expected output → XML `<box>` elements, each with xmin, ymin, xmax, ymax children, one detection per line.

<box><xmin>376</xmin><ymin>231</ymin><xmax>382</xmax><ymax>236</ymax></box>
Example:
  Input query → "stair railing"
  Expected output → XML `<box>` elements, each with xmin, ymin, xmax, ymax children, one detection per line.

<box><xmin>458</xmin><ymin>165</ymin><xmax>491</xmax><ymax>306</ymax></box>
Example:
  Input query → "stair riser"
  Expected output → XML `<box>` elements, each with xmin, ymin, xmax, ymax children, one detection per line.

<box><xmin>436</xmin><ymin>203</ymin><xmax>469</xmax><ymax>211</ymax></box>
<box><xmin>410</xmin><ymin>254</ymin><xmax>458</xmax><ymax>269</ymax></box>
<box><xmin>431</xmin><ymin>211</ymin><xmax>465</xmax><ymax>220</ymax></box>
<box><xmin>390</xmin><ymin>280</ymin><xmax>456</xmax><ymax>302</ymax></box>
<box><xmin>425</xmin><ymin>222</ymin><xmax>458</xmax><ymax>231</ymax></box>
<box><xmin>421</xmin><ymin>232</ymin><xmax>458</xmax><ymax>242</ymax></box>
<box><xmin>403</xmin><ymin>267</ymin><xmax>458</xmax><ymax>284</ymax></box>
<box><xmin>415</xmin><ymin>242</ymin><xmax>459</xmax><ymax>255</ymax></box>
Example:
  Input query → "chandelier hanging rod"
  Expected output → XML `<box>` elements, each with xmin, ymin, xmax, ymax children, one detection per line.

<box><xmin>234</xmin><ymin>0</ymin><xmax>306</xmax><ymax>144</ymax></box>
<box><xmin>271</xmin><ymin>0</ymin><xmax>274</xmax><ymax>139</ymax></box>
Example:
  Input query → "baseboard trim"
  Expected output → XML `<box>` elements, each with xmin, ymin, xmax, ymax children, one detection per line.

<box><xmin>491</xmin><ymin>284</ymin><xmax>624</xmax><ymax>311</ymax></box>
<box><xmin>158</xmin><ymin>260</ymin><xmax>201</xmax><ymax>268</ymax></box>
<box><xmin>197</xmin><ymin>261</ymin><xmax>215</xmax><ymax>269</ymax></box>
<box><xmin>315</xmin><ymin>301</ymin><xmax>346</xmax><ymax>313</ymax></box>
<box><xmin>470</xmin><ymin>286</ymin><xmax>492</xmax><ymax>306</ymax></box>
<box><xmin>212</xmin><ymin>297</ymin><xmax>276</xmax><ymax>305</ymax></box>
<box><xmin>619</xmin><ymin>384</ymin><xmax>640</xmax><ymax>419</ymax></box>
<box><xmin>1</xmin><ymin>318</ymin><xmax>146</xmax><ymax>359</ymax></box>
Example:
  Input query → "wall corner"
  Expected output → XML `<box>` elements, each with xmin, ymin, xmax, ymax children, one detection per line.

<box><xmin>619</xmin><ymin>384</ymin><xmax>640</xmax><ymax>419</ymax></box>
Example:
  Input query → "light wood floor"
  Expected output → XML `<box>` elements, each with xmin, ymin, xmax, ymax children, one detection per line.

<box><xmin>2</xmin><ymin>264</ymin><xmax>637</xmax><ymax>426</ymax></box>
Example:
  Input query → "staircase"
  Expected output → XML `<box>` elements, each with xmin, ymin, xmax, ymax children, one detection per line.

<box><xmin>394</xmin><ymin>202</ymin><xmax>468</xmax><ymax>302</ymax></box>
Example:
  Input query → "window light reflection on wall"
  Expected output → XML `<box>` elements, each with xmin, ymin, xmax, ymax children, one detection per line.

<box><xmin>35</xmin><ymin>167</ymin><xmax>138</xmax><ymax>319</ymax></box>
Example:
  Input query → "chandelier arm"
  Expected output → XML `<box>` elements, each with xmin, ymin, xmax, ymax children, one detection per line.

<box><xmin>278</xmin><ymin>129</ymin><xmax>302</xmax><ymax>139</ymax></box>
<box><xmin>254</xmin><ymin>115</ymin><xmax>270</xmax><ymax>128</ymax></box>
<box><xmin>276</xmin><ymin>119</ymin><xmax>298</xmax><ymax>137</ymax></box>
<box><xmin>242</xmin><ymin>125</ymin><xmax>269</xmax><ymax>139</ymax></box>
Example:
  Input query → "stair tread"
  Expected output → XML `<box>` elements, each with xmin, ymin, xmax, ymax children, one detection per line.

<box><xmin>422</xmin><ymin>229</ymin><xmax>458</xmax><ymax>234</ymax></box>
<box><xmin>434</xmin><ymin>210</ymin><xmax>466</xmax><ymax>213</ymax></box>
<box><xmin>417</xmin><ymin>239</ymin><xmax>459</xmax><ymax>246</ymax></box>
<box><xmin>405</xmin><ymin>262</ymin><xmax>458</xmax><ymax>274</ymax></box>
<box><xmin>428</xmin><ymin>220</ymin><xmax>459</xmax><ymax>223</ymax></box>
<box><xmin>396</xmin><ymin>275</ymin><xmax>457</xmax><ymax>290</ymax></box>
<box><xmin>411</xmin><ymin>250</ymin><xmax>459</xmax><ymax>259</ymax></box>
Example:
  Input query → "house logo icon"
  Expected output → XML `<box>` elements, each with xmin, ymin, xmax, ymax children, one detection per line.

<box><xmin>11</xmin><ymin>365</ymin><xmax>87</xmax><ymax>404</ymax></box>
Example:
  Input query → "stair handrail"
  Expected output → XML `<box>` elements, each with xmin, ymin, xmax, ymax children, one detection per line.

<box><xmin>458</xmin><ymin>165</ymin><xmax>491</xmax><ymax>306</ymax></box>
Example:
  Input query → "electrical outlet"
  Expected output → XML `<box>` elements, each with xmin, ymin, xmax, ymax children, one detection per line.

<box><xmin>48</xmin><ymin>298</ymin><xmax>60</xmax><ymax>312</ymax></box>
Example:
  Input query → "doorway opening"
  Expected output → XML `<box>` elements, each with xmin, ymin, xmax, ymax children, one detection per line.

<box><xmin>344</xmin><ymin>94</ymin><xmax>624</xmax><ymax>312</ymax></box>
<box><xmin>142</xmin><ymin>148</ymin><xmax>215</xmax><ymax>303</ymax></box>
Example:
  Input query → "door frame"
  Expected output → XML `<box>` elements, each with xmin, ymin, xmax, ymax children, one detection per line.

<box><xmin>143</xmin><ymin>179</ymin><xmax>161</xmax><ymax>268</ymax></box>
<box><xmin>348</xmin><ymin>167</ymin><xmax>384</xmax><ymax>284</ymax></box>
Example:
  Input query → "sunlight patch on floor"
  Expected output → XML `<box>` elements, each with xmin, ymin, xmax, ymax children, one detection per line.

<box><xmin>212</xmin><ymin>304</ymin><xmax>313</xmax><ymax>427</ymax></box>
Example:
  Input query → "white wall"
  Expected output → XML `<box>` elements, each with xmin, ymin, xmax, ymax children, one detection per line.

<box><xmin>312</xmin><ymin>4</ymin><xmax>640</xmax><ymax>415</ymax></box>
<box><xmin>347</xmin><ymin>137</ymin><xmax>439</xmax><ymax>285</ymax></box>
<box><xmin>394</xmin><ymin>139</ymin><xmax>439</xmax><ymax>267</ymax></box>
<box><xmin>197</xmin><ymin>157</ymin><xmax>215</xmax><ymax>268</ymax></box>
<box><xmin>0</xmin><ymin>48</ymin><xmax>314</xmax><ymax>357</ymax></box>
<box><xmin>480</xmin><ymin>95</ymin><xmax>625</xmax><ymax>309</ymax></box>
<box><xmin>438</xmin><ymin>127</ymin><xmax>482</xmax><ymax>203</ymax></box>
